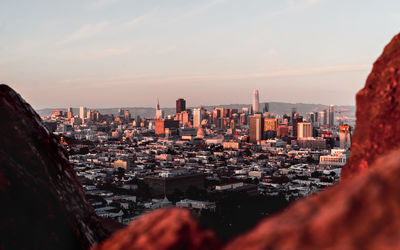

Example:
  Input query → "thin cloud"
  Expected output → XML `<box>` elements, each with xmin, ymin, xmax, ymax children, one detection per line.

<box><xmin>88</xmin><ymin>0</ymin><xmax>120</xmax><ymax>10</ymax></box>
<box><xmin>171</xmin><ymin>0</ymin><xmax>228</xmax><ymax>22</ymax></box>
<box><xmin>59</xmin><ymin>21</ymin><xmax>110</xmax><ymax>44</ymax></box>
<box><xmin>271</xmin><ymin>0</ymin><xmax>321</xmax><ymax>17</ymax></box>
<box><xmin>140</xmin><ymin>64</ymin><xmax>370</xmax><ymax>83</ymax></box>
<box><xmin>123</xmin><ymin>9</ymin><xmax>158</xmax><ymax>28</ymax></box>
<box><xmin>58</xmin><ymin>64</ymin><xmax>370</xmax><ymax>88</ymax></box>
<box><xmin>91</xmin><ymin>47</ymin><xmax>132</xmax><ymax>58</ymax></box>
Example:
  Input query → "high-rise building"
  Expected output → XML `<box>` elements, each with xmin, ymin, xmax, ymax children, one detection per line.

<box><xmin>66</xmin><ymin>107</ymin><xmax>73</xmax><ymax>118</ymax></box>
<box><xmin>292</xmin><ymin>116</ymin><xmax>303</xmax><ymax>138</ymax></box>
<box><xmin>264</xmin><ymin>118</ymin><xmax>276</xmax><ymax>139</ymax></box>
<box><xmin>252</xmin><ymin>90</ymin><xmax>260</xmax><ymax>114</ymax></box>
<box><xmin>249</xmin><ymin>114</ymin><xmax>263</xmax><ymax>143</ymax></box>
<box><xmin>297</xmin><ymin>122</ymin><xmax>312</xmax><ymax>139</ymax></box>
<box><xmin>176</xmin><ymin>98</ymin><xmax>186</xmax><ymax>114</ymax></box>
<box><xmin>79</xmin><ymin>106</ymin><xmax>86</xmax><ymax>120</ymax></box>
<box><xmin>193</xmin><ymin>108</ymin><xmax>202</xmax><ymax>128</ymax></box>
<box><xmin>155</xmin><ymin>98</ymin><xmax>164</xmax><ymax>120</ymax></box>
<box><xmin>319</xmin><ymin>109</ymin><xmax>327</xmax><ymax>126</ymax></box>
<box><xmin>155</xmin><ymin>119</ymin><xmax>179</xmax><ymax>136</ymax></box>
<box><xmin>339</xmin><ymin>125</ymin><xmax>352</xmax><ymax>149</ymax></box>
<box><xmin>329</xmin><ymin>105</ymin><xmax>335</xmax><ymax>126</ymax></box>
<box><xmin>118</xmin><ymin>108</ymin><xmax>124</xmax><ymax>117</ymax></box>
<box><xmin>291</xmin><ymin>108</ymin><xmax>297</xmax><ymax>124</ymax></box>
<box><xmin>124</xmin><ymin>110</ymin><xmax>131</xmax><ymax>122</ymax></box>
<box><xmin>263</xmin><ymin>103</ymin><xmax>269</xmax><ymax>113</ymax></box>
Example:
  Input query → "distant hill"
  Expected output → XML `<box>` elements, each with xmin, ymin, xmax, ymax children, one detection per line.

<box><xmin>36</xmin><ymin>102</ymin><xmax>356</xmax><ymax>121</ymax></box>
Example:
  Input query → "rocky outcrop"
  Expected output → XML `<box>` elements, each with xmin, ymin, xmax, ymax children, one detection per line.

<box><xmin>92</xmin><ymin>209</ymin><xmax>220</xmax><ymax>250</ymax></box>
<box><xmin>341</xmin><ymin>33</ymin><xmax>400</xmax><ymax>180</ymax></box>
<box><xmin>225</xmin><ymin>149</ymin><xmax>400</xmax><ymax>250</ymax></box>
<box><xmin>0</xmin><ymin>84</ymin><xmax>108</xmax><ymax>249</ymax></box>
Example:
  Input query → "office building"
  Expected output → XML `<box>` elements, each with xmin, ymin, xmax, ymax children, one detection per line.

<box><xmin>79</xmin><ymin>106</ymin><xmax>86</xmax><ymax>120</ymax></box>
<box><xmin>339</xmin><ymin>125</ymin><xmax>352</xmax><ymax>149</ymax></box>
<box><xmin>297</xmin><ymin>122</ymin><xmax>312</xmax><ymax>139</ymax></box>
<box><xmin>253</xmin><ymin>90</ymin><xmax>260</xmax><ymax>114</ymax></box>
<box><xmin>319</xmin><ymin>109</ymin><xmax>327</xmax><ymax>126</ymax></box>
<box><xmin>193</xmin><ymin>108</ymin><xmax>202</xmax><ymax>128</ymax></box>
<box><xmin>329</xmin><ymin>105</ymin><xmax>335</xmax><ymax>126</ymax></box>
<box><xmin>176</xmin><ymin>98</ymin><xmax>186</xmax><ymax>114</ymax></box>
<box><xmin>292</xmin><ymin>116</ymin><xmax>303</xmax><ymax>138</ymax></box>
<box><xmin>155</xmin><ymin>119</ymin><xmax>179</xmax><ymax>136</ymax></box>
<box><xmin>155</xmin><ymin>98</ymin><xmax>164</xmax><ymax>120</ymax></box>
<box><xmin>249</xmin><ymin>114</ymin><xmax>264</xmax><ymax>143</ymax></box>
<box><xmin>264</xmin><ymin>118</ymin><xmax>277</xmax><ymax>139</ymax></box>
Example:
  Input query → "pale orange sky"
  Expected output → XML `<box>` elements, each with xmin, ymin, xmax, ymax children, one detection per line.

<box><xmin>1</xmin><ymin>0</ymin><xmax>399</xmax><ymax>108</ymax></box>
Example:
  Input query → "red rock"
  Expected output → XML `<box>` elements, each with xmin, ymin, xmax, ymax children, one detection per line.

<box><xmin>92</xmin><ymin>208</ymin><xmax>220</xmax><ymax>250</ymax></box>
<box><xmin>225</xmin><ymin>150</ymin><xmax>400</xmax><ymax>250</ymax></box>
<box><xmin>0</xmin><ymin>84</ymin><xmax>108</xmax><ymax>249</ymax></box>
<box><xmin>341</xmin><ymin>33</ymin><xmax>400</xmax><ymax>180</ymax></box>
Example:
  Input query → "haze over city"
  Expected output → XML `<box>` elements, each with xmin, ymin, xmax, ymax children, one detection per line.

<box><xmin>1</xmin><ymin>0</ymin><xmax>400</xmax><ymax>108</ymax></box>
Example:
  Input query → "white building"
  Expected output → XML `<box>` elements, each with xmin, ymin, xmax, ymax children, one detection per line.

<box><xmin>79</xmin><ymin>106</ymin><xmax>86</xmax><ymax>120</ymax></box>
<box><xmin>252</xmin><ymin>89</ymin><xmax>260</xmax><ymax>113</ymax></box>
<box><xmin>193</xmin><ymin>108</ymin><xmax>202</xmax><ymax>128</ymax></box>
<box><xmin>297</xmin><ymin>122</ymin><xmax>312</xmax><ymax>139</ymax></box>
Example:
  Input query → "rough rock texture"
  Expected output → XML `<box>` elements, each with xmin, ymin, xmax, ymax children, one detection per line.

<box><xmin>92</xmin><ymin>208</ymin><xmax>220</xmax><ymax>250</ymax></box>
<box><xmin>0</xmin><ymin>84</ymin><xmax>108</xmax><ymax>249</ymax></box>
<box><xmin>341</xmin><ymin>33</ymin><xmax>400</xmax><ymax>180</ymax></box>
<box><xmin>225</xmin><ymin>150</ymin><xmax>400</xmax><ymax>250</ymax></box>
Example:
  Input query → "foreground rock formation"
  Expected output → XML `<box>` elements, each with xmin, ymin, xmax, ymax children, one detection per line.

<box><xmin>225</xmin><ymin>150</ymin><xmax>400</xmax><ymax>250</ymax></box>
<box><xmin>93</xmin><ymin>209</ymin><xmax>220</xmax><ymax>250</ymax></box>
<box><xmin>341</xmin><ymin>33</ymin><xmax>400</xmax><ymax>180</ymax></box>
<box><xmin>0</xmin><ymin>85</ymin><xmax>108</xmax><ymax>249</ymax></box>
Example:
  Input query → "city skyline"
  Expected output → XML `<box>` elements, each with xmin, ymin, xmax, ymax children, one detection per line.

<box><xmin>2</xmin><ymin>0</ymin><xmax>400</xmax><ymax>108</ymax></box>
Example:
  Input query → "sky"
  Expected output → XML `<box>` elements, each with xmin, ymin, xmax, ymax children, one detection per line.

<box><xmin>1</xmin><ymin>0</ymin><xmax>400</xmax><ymax>109</ymax></box>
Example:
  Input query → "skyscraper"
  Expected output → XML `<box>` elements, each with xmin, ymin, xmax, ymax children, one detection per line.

<box><xmin>319</xmin><ymin>109</ymin><xmax>327</xmax><ymax>126</ymax></box>
<box><xmin>155</xmin><ymin>98</ymin><xmax>164</xmax><ymax>120</ymax></box>
<box><xmin>176</xmin><ymin>98</ymin><xmax>186</xmax><ymax>114</ymax></box>
<box><xmin>329</xmin><ymin>105</ymin><xmax>335</xmax><ymax>126</ymax></box>
<box><xmin>193</xmin><ymin>108</ymin><xmax>202</xmax><ymax>128</ymax></box>
<box><xmin>79</xmin><ymin>106</ymin><xmax>86</xmax><ymax>120</ymax></box>
<box><xmin>249</xmin><ymin>114</ymin><xmax>263</xmax><ymax>143</ymax></box>
<box><xmin>339</xmin><ymin>125</ymin><xmax>352</xmax><ymax>149</ymax></box>
<box><xmin>252</xmin><ymin>90</ymin><xmax>260</xmax><ymax>114</ymax></box>
<box><xmin>263</xmin><ymin>103</ymin><xmax>269</xmax><ymax>113</ymax></box>
<box><xmin>297</xmin><ymin>122</ymin><xmax>312</xmax><ymax>139</ymax></box>
<box><xmin>292</xmin><ymin>116</ymin><xmax>303</xmax><ymax>138</ymax></box>
<box><xmin>67</xmin><ymin>107</ymin><xmax>73</xmax><ymax>118</ymax></box>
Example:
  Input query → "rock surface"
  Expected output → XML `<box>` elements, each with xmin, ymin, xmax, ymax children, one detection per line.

<box><xmin>341</xmin><ymin>33</ymin><xmax>400</xmax><ymax>180</ymax></box>
<box><xmin>92</xmin><ymin>209</ymin><xmax>220</xmax><ymax>250</ymax></box>
<box><xmin>225</xmin><ymin>150</ymin><xmax>400</xmax><ymax>250</ymax></box>
<box><xmin>0</xmin><ymin>84</ymin><xmax>108</xmax><ymax>250</ymax></box>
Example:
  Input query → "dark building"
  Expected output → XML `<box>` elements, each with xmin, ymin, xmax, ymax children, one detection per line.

<box><xmin>176</xmin><ymin>98</ymin><xmax>186</xmax><ymax>114</ymax></box>
<box><xmin>249</xmin><ymin>114</ymin><xmax>264</xmax><ymax>143</ymax></box>
<box><xmin>155</xmin><ymin>119</ymin><xmax>179</xmax><ymax>136</ymax></box>
<box><xmin>263</xmin><ymin>103</ymin><xmax>269</xmax><ymax>113</ymax></box>
<box><xmin>292</xmin><ymin>116</ymin><xmax>303</xmax><ymax>138</ymax></box>
<box><xmin>329</xmin><ymin>105</ymin><xmax>335</xmax><ymax>126</ymax></box>
<box><xmin>144</xmin><ymin>173</ymin><xmax>204</xmax><ymax>197</ymax></box>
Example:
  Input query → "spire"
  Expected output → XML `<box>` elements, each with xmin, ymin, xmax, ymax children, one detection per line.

<box><xmin>156</xmin><ymin>98</ymin><xmax>160</xmax><ymax>110</ymax></box>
